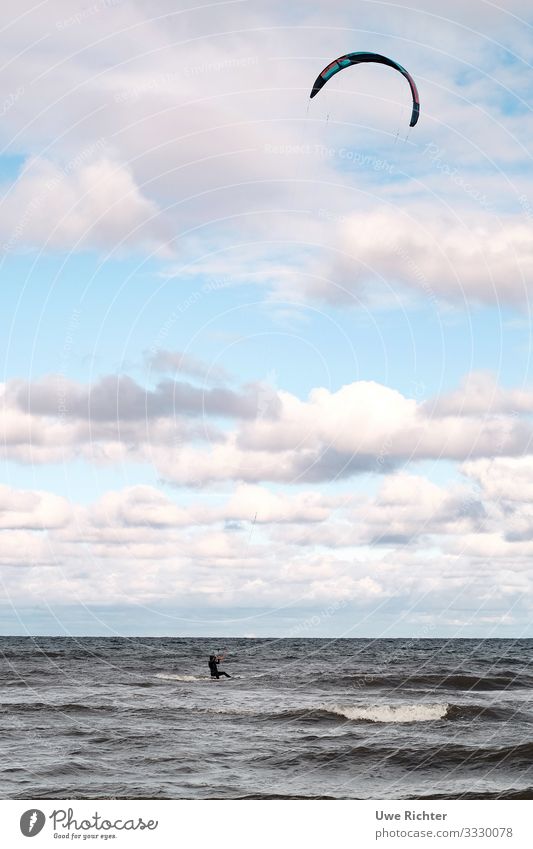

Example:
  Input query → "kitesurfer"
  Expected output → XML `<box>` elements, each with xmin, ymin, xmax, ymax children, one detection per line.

<box><xmin>208</xmin><ymin>654</ymin><xmax>230</xmax><ymax>679</ymax></box>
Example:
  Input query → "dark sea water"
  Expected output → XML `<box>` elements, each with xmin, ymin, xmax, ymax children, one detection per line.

<box><xmin>1</xmin><ymin>637</ymin><xmax>532</xmax><ymax>800</ymax></box>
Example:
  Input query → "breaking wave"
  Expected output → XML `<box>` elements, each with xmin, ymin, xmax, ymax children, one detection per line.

<box><xmin>325</xmin><ymin>703</ymin><xmax>449</xmax><ymax>723</ymax></box>
<box><xmin>200</xmin><ymin>702</ymin><xmax>450</xmax><ymax>723</ymax></box>
<box><xmin>199</xmin><ymin>701</ymin><xmax>523</xmax><ymax>724</ymax></box>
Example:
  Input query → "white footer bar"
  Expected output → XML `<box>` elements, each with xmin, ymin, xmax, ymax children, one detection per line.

<box><xmin>1</xmin><ymin>799</ymin><xmax>531</xmax><ymax>849</ymax></box>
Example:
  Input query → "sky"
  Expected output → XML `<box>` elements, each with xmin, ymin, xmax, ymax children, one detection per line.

<box><xmin>1</xmin><ymin>0</ymin><xmax>533</xmax><ymax>637</ymax></box>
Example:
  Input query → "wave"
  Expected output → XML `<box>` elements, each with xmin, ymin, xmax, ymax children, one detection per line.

<box><xmin>444</xmin><ymin>703</ymin><xmax>527</xmax><ymax>722</ymax></box>
<box><xmin>475</xmin><ymin>741</ymin><xmax>533</xmax><ymax>765</ymax></box>
<box><xmin>0</xmin><ymin>701</ymin><xmax>115</xmax><ymax>715</ymax></box>
<box><xmin>236</xmin><ymin>793</ymin><xmax>338</xmax><ymax>800</ymax></box>
<box><xmin>346</xmin><ymin>673</ymin><xmax>533</xmax><ymax>691</ymax></box>
<box><xmin>201</xmin><ymin>706</ymin><xmax>258</xmax><ymax>716</ymax></box>
<box><xmin>155</xmin><ymin>673</ymin><xmax>211</xmax><ymax>682</ymax></box>
<box><xmin>202</xmin><ymin>699</ymin><xmax>529</xmax><ymax>725</ymax></box>
<box><xmin>155</xmin><ymin>673</ymin><xmax>248</xmax><ymax>682</ymax></box>
<box><xmin>258</xmin><ymin>739</ymin><xmax>533</xmax><ymax>772</ymax></box>
<box><xmin>312</xmin><ymin>702</ymin><xmax>525</xmax><ymax>724</ymax></box>
<box><xmin>418</xmin><ymin>787</ymin><xmax>533</xmax><ymax>800</ymax></box>
<box><xmin>325</xmin><ymin>703</ymin><xmax>449</xmax><ymax>723</ymax></box>
<box><xmin>4</xmin><ymin>697</ymin><xmax>523</xmax><ymax>726</ymax></box>
<box><xmin>201</xmin><ymin>702</ymin><xmax>449</xmax><ymax>723</ymax></box>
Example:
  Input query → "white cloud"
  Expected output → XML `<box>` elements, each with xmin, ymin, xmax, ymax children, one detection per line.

<box><xmin>425</xmin><ymin>371</ymin><xmax>533</xmax><ymax>416</ymax></box>
<box><xmin>0</xmin><ymin>484</ymin><xmax>71</xmax><ymax>529</ymax></box>
<box><xmin>0</xmin><ymin>466</ymin><xmax>532</xmax><ymax>622</ymax></box>
<box><xmin>462</xmin><ymin>456</ymin><xmax>533</xmax><ymax>503</ymax></box>
<box><xmin>3</xmin><ymin>372</ymin><xmax>533</xmax><ymax>482</ymax></box>
<box><xmin>0</xmin><ymin>157</ymin><xmax>168</xmax><ymax>255</ymax></box>
<box><xmin>309</xmin><ymin>208</ymin><xmax>533</xmax><ymax>306</ymax></box>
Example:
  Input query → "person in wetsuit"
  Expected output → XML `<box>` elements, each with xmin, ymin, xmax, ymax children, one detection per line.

<box><xmin>208</xmin><ymin>654</ymin><xmax>230</xmax><ymax>679</ymax></box>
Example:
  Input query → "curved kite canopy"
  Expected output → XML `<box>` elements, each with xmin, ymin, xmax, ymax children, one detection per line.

<box><xmin>310</xmin><ymin>52</ymin><xmax>420</xmax><ymax>127</ymax></box>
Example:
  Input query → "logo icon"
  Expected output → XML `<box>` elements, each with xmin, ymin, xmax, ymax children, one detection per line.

<box><xmin>20</xmin><ymin>810</ymin><xmax>46</xmax><ymax>837</ymax></box>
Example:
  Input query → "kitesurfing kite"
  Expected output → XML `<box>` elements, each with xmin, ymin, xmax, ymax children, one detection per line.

<box><xmin>310</xmin><ymin>52</ymin><xmax>420</xmax><ymax>127</ymax></box>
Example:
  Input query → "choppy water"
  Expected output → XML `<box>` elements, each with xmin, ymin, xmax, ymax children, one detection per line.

<box><xmin>1</xmin><ymin>637</ymin><xmax>532</xmax><ymax>799</ymax></box>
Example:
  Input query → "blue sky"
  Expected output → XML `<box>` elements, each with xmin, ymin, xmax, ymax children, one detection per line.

<box><xmin>1</xmin><ymin>0</ymin><xmax>533</xmax><ymax>636</ymax></box>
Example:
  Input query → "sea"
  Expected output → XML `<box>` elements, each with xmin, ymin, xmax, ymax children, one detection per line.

<box><xmin>1</xmin><ymin>637</ymin><xmax>532</xmax><ymax>799</ymax></box>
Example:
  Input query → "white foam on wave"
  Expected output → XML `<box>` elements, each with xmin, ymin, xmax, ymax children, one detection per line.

<box><xmin>328</xmin><ymin>703</ymin><xmax>449</xmax><ymax>723</ymax></box>
<box><xmin>156</xmin><ymin>674</ymin><xmax>210</xmax><ymax>682</ymax></box>
<box><xmin>203</xmin><ymin>706</ymin><xmax>256</xmax><ymax>715</ymax></box>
